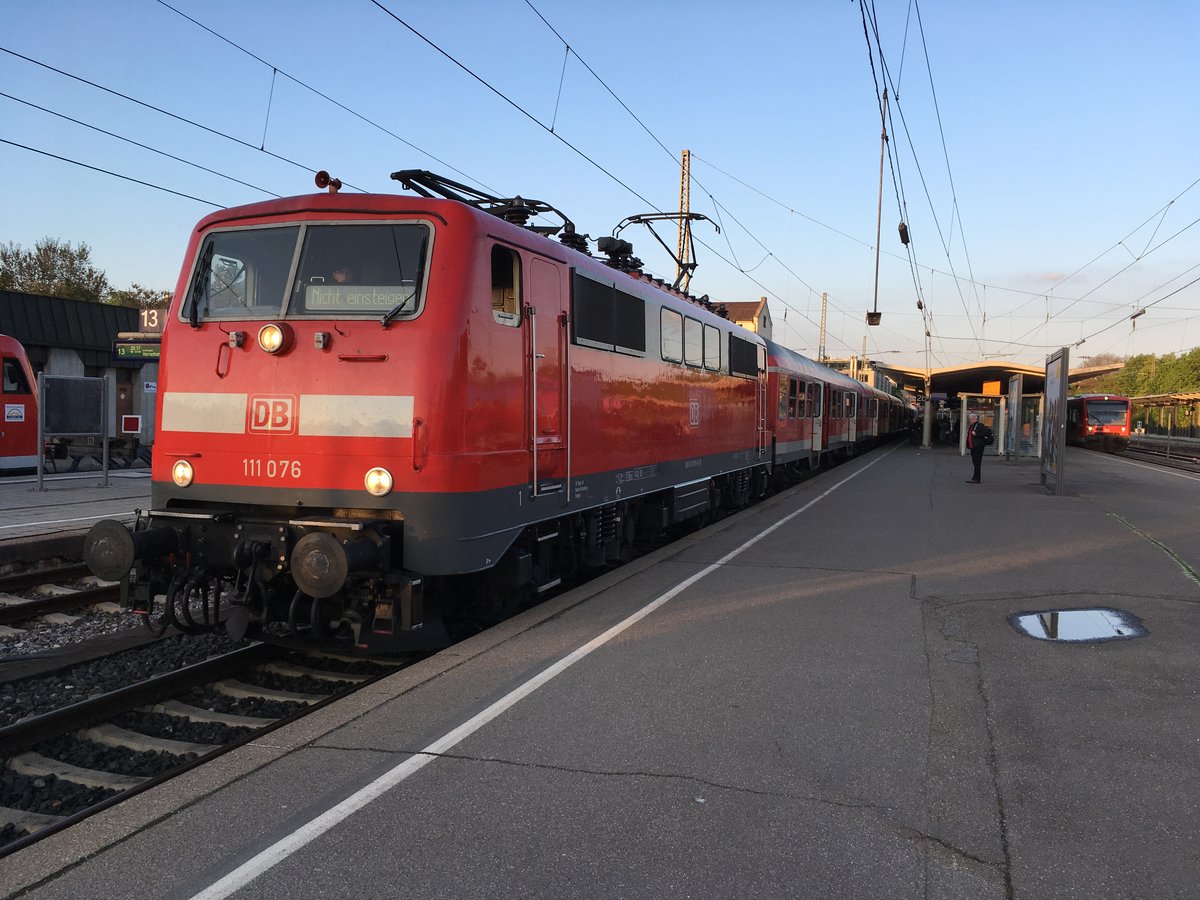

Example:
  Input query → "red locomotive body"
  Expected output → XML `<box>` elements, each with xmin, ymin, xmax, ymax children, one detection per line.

<box><xmin>0</xmin><ymin>334</ymin><xmax>38</xmax><ymax>474</ymax></box>
<box><xmin>85</xmin><ymin>177</ymin><xmax>776</xmax><ymax>650</ymax></box>
<box><xmin>83</xmin><ymin>172</ymin><xmax>903</xmax><ymax>652</ymax></box>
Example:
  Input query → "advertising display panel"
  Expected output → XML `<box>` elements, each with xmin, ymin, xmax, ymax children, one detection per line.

<box><xmin>1040</xmin><ymin>348</ymin><xmax>1069</xmax><ymax>494</ymax></box>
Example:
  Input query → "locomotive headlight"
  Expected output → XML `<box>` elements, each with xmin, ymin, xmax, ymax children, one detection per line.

<box><xmin>364</xmin><ymin>466</ymin><xmax>393</xmax><ymax>497</ymax></box>
<box><xmin>257</xmin><ymin>322</ymin><xmax>293</xmax><ymax>354</ymax></box>
<box><xmin>171</xmin><ymin>459</ymin><xmax>194</xmax><ymax>487</ymax></box>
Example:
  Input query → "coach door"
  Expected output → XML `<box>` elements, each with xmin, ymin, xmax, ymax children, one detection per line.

<box><xmin>810</xmin><ymin>381</ymin><xmax>824</xmax><ymax>452</ymax></box>
<box><xmin>756</xmin><ymin>344</ymin><xmax>768</xmax><ymax>459</ymax></box>
<box><xmin>525</xmin><ymin>257</ymin><xmax>569</xmax><ymax>499</ymax></box>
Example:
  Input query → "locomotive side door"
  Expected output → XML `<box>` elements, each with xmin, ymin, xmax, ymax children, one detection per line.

<box><xmin>525</xmin><ymin>257</ymin><xmax>569</xmax><ymax>500</ymax></box>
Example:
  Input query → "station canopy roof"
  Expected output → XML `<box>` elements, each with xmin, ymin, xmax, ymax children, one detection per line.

<box><xmin>1130</xmin><ymin>392</ymin><xmax>1200</xmax><ymax>408</ymax></box>
<box><xmin>874</xmin><ymin>360</ymin><xmax>1124</xmax><ymax>399</ymax></box>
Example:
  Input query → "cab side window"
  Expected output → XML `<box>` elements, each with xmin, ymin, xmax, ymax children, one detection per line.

<box><xmin>2</xmin><ymin>359</ymin><xmax>30</xmax><ymax>394</ymax></box>
<box><xmin>491</xmin><ymin>245</ymin><xmax>521</xmax><ymax>325</ymax></box>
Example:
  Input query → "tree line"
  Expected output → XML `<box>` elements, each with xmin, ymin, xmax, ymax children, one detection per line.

<box><xmin>0</xmin><ymin>237</ymin><xmax>169</xmax><ymax>309</ymax></box>
<box><xmin>1077</xmin><ymin>348</ymin><xmax>1200</xmax><ymax>398</ymax></box>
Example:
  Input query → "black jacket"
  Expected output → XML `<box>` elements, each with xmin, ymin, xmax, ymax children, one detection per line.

<box><xmin>967</xmin><ymin>421</ymin><xmax>991</xmax><ymax>449</ymax></box>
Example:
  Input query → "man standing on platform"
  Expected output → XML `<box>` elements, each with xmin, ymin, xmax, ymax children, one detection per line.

<box><xmin>966</xmin><ymin>412</ymin><xmax>987</xmax><ymax>483</ymax></box>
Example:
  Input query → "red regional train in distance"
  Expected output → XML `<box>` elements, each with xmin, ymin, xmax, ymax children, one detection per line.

<box><xmin>0</xmin><ymin>334</ymin><xmax>39</xmax><ymax>474</ymax></box>
<box><xmin>1066</xmin><ymin>394</ymin><xmax>1131</xmax><ymax>453</ymax></box>
<box><xmin>84</xmin><ymin>170</ymin><xmax>904</xmax><ymax>653</ymax></box>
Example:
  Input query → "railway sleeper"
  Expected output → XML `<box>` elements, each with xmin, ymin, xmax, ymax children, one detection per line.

<box><xmin>7</xmin><ymin>751</ymin><xmax>145</xmax><ymax>792</ymax></box>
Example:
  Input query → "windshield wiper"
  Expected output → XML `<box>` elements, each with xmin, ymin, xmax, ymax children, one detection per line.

<box><xmin>381</xmin><ymin>231</ymin><xmax>427</xmax><ymax>328</ymax></box>
<box><xmin>188</xmin><ymin>241</ymin><xmax>215</xmax><ymax>329</ymax></box>
<box><xmin>381</xmin><ymin>295</ymin><xmax>410</xmax><ymax>328</ymax></box>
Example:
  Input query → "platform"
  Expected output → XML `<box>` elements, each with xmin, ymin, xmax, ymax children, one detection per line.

<box><xmin>3</xmin><ymin>444</ymin><xmax>1199</xmax><ymax>899</ymax></box>
<box><xmin>0</xmin><ymin>466</ymin><xmax>150</xmax><ymax>544</ymax></box>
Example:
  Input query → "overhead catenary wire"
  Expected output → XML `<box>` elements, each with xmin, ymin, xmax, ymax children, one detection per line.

<box><xmin>0</xmin><ymin>137</ymin><xmax>224</xmax><ymax>208</ymax></box>
<box><xmin>0</xmin><ymin>90</ymin><xmax>281</xmax><ymax>199</ymax></box>
<box><xmin>0</xmin><ymin>45</ymin><xmax>359</xmax><ymax>190</ymax></box>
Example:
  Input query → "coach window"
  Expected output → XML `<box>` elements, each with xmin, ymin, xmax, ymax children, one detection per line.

<box><xmin>778</xmin><ymin>379</ymin><xmax>789</xmax><ymax>419</ymax></box>
<box><xmin>684</xmin><ymin>317</ymin><xmax>703</xmax><ymax>367</ymax></box>
<box><xmin>788</xmin><ymin>378</ymin><xmax>800</xmax><ymax>418</ymax></box>
<box><xmin>846</xmin><ymin>393</ymin><xmax>855</xmax><ymax>418</ymax></box>
<box><xmin>491</xmin><ymin>245</ymin><xmax>521</xmax><ymax>325</ymax></box>
<box><xmin>807</xmin><ymin>382</ymin><xmax>821</xmax><ymax>417</ymax></box>
<box><xmin>661</xmin><ymin>309</ymin><xmax>684</xmax><ymax>363</ymax></box>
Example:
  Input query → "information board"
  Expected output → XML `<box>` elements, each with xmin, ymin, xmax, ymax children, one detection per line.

<box><xmin>43</xmin><ymin>375</ymin><xmax>104</xmax><ymax>436</ymax></box>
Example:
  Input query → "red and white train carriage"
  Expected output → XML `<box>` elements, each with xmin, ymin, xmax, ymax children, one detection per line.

<box><xmin>0</xmin><ymin>334</ymin><xmax>38</xmax><ymax>474</ymax></box>
<box><xmin>766</xmin><ymin>339</ymin><xmax>902</xmax><ymax>479</ymax></box>
<box><xmin>84</xmin><ymin>171</ymin><xmax>904</xmax><ymax>652</ymax></box>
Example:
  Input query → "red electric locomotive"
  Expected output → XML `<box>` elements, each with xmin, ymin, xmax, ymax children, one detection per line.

<box><xmin>1066</xmin><ymin>394</ymin><xmax>1131</xmax><ymax>453</ymax></box>
<box><xmin>1</xmin><ymin>334</ymin><xmax>38</xmax><ymax>474</ymax></box>
<box><xmin>84</xmin><ymin>170</ymin><xmax>904</xmax><ymax>652</ymax></box>
<box><xmin>84</xmin><ymin>171</ymin><xmax>777</xmax><ymax>651</ymax></box>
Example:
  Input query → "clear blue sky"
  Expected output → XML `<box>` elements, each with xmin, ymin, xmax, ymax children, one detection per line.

<box><xmin>3</xmin><ymin>0</ymin><xmax>1197</xmax><ymax>369</ymax></box>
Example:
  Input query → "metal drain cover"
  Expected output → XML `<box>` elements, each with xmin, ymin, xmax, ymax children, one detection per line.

<box><xmin>1010</xmin><ymin>608</ymin><xmax>1145</xmax><ymax>643</ymax></box>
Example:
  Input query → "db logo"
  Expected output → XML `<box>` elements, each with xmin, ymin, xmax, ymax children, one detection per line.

<box><xmin>247</xmin><ymin>395</ymin><xmax>297</xmax><ymax>434</ymax></box>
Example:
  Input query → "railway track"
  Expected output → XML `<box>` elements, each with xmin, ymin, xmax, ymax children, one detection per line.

<box><xmin>0</xmin><ymin>563</ymin><xmax>122</xmax><ymax>627</ymax></box>
<box><xmin>1123</xmin><ymin>438</ymin><xmax>1200</xmax><ymax>472</ymax></box>
<box><xmin>0</xmin><ymin>638</ymin><xmax>411</xmax><ymax>857</ymax></box>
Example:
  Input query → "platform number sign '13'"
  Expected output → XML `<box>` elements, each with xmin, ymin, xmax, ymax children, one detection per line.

<box><xmin>139</xmin><ymin>307</ymin><xmax>165</xmax><ymax>333</ymax></box>
<box><xmin>247</xmin><ymin>396</ymin><xmax>297</xmax><ymax>434</ymax></box>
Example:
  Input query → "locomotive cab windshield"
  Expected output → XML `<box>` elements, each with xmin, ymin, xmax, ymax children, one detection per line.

<box><xmin>182</xmin><ymin>221</ymin><xmax>430</xmax><ymax>323</ymax></box>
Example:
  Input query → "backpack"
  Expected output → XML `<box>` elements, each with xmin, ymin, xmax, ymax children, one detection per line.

<box><xmin>982</xmin><ymin>425</ymin><xmax>994</xmax><ymax>446</ymax></box>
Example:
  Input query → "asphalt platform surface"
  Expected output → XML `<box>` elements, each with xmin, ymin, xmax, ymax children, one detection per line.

<box><xmin>2</xmin><ymin>443</ymin><xmax>1197</xmax><ymax>899</ymax></box>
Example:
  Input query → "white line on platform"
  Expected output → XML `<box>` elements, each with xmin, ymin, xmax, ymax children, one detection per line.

<box><xmin>0</xmin><ymin>513</ymin><xmax>135</xmax><ymax>532</ymax></box>
<box><xmin>1115</xmin><ymin>457</ymin><xmax>1200</xmax><ymax>482</ymax></box>
<box><xmin>188</xmin><ymin>443</ymin><xmax>900</xmax><ymax>900</ymax></box>
<box><xmin>0</xmin><ymin>470</ymin><xmax>150</xmax><ymax>486</ymax></box>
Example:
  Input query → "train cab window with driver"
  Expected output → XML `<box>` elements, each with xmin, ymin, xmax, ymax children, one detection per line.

<box><xmin>293</xmin><ymin>223</ymin><xmax>429</xmax><ymax>319</ymax></box>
